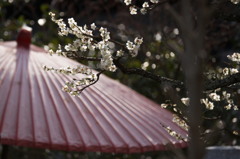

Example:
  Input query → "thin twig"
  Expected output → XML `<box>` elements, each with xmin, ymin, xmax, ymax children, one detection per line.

<box><xmin>78</xmin><ymin>70</ymin><xmax>105</xmax><ymax>93</ymax></box>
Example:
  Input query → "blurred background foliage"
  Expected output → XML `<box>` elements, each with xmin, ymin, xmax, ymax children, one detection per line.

<box><xmin>1</xmin><ymin>0</ymin><xmax>240</xmax><ymax>158</ymax></box>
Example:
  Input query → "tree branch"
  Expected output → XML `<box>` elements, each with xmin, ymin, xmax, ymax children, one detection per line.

<box><xmin>113</xmin><ymin>59</ymin><xmax>185</xmax><ymax>90</ymax></box>
<box><xmin>204</xmin><ymin>72</ymin><xmax>240</xmax><ymax>91</ymax></box>
<box><xmin>65</xmin><ymin>52</ymin><xmax>101</xmax><ymax>61</ymax></box>
<box><xmin>78</xmin><ymin>70</ymin><xmax>104</xmax><ymax>93</ymax></box>
<box><xmin>113</xmin><ymin>59</ymin><xmax>240</xmax><ymax>93</ymax></box>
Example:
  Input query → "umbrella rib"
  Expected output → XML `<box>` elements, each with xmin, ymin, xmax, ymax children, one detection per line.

<box><xmin>95</xmin><ymin>83</ymin><xmax>187</xmax><ymax>148</ymax></box>
<box><xmin>0</xmin><ymin>47</ymin><xmax>14</xmax><ymax>66</ymax></box>
<box><xmin>0</xmin><ymin>49</ymin><xmax>19</xmax><ymax>140</ymax></box>
<box><xmin>15</xmin><ymin>50</ymin><xmax>25</xmax><ymax>143</ymax></box>
<box><xmin>51</xmin><ymin>56</ymin><xmax>129</xmax><ymax>152</ymax></box>
<box><xmin>92</xmin><ymin>87</ymin><xmax>157</xmax><ymax>150</ymax></box>
<box><xmin>30</xmin><ymin>53</ymin><xmax>56</xmax><ymax>149</ymax></box>
<box><xmin>33</xmin><ymin>55</ymin><xmax>70</xmax><ymax>150</ymax></box>
<box><xmin>0</xmin><ymin>41</ymin><xmax>187</xmax><ymax>152</ymax></box>
<box><xmin>95</xmin><ymin>86</ymin><xmax>177</xmax><ymax>148</ymax></box>
<box><xmin>43</xmin><ymin>53</ymin><xmax>187</xmax><ymax>150</ymax></box>
<box><xmin>27</xmin><ymin>53</ymin><xmax>36</xmax><ymax>146</ymax></box>
<box><xmin>68</xmin><ymin>97</ymin><xmax>102</xmax><ymax>151</ymax></box>
<box><xmin>28</xmin><ymin>52</ymin><xmax>47</xmax><ymax>147</ymax></box>
<box><xmin>80</xmin><ymin>91</ymin><xmax>120</xmax><ymax>152</ymax></box>
<box><xmin>119</xmin><ymin>93</ymin><xmax>188</xmax><ymax>143</ymax></box>
<box><xmin>87</xmin><ymin>86</ymin><xmax>145</xmax><ymax>152</ymax></box>
<box><xmin>39</xmin><ymin>54</ymin><xmax>98</xmax><ymax>151</ymax></box>
<box><xmin>50</xmin><ymin>55</ymin><xmax>171</xmax><ymax>152</ymax></box>
<box><xmin>75</xmin><ymin>92</ymin><xmax>110</xmax><ymax>151</ymax></box>
<box><xmin>0</xmin><ymin>53</ymin><xmax>13</xmax><ymax>82</ymax></box>
<box><xmin>52</xmin><ymin>56</ymin><xmax>133</xmax><ymax>152</ymax></box>
<box><xmin>48</xmin><ymin>55</ymin><xmax>119</xmax><ymax>151</ymax></box>
<box><xmin>44</xmin><ymin>71</ymin><xmax>86</xmax><ymax>151</ymax></box>
<box><xmin>97</xmin><ymin>79</ymin><xmax>188</xmax><ymax>142</ymax></box>
<box><xmin>17</xmin><ymin>49</ymin><xmax>37</xmax><ymax>145</ymax></box>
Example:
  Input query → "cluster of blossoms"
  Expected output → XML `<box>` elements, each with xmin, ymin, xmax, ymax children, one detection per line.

<box><xmin>222</xmin><ymin>91</ymin><xmax>238</xmax><ymax>110</ymax></box>
<box><xmin>49</xmin><ymin>12</ymin><xmax>116</xmax><ymax>72</ymax></box>
<box><xmin>196</xmin><ymin>52</ymin><xmax>240</xmax><ymax>111</ymax></box>
<box><xmin>124</xmin><ymin>0</ymin><xmax>159</xmax><ymax>15</ymax></box>
<box><xmin>172</xmin><ymin>114</ymin><xmax>189</xmax><ymax>131</ymax></box>
<box><xmin>43</xmin><ymin>65</ymin><xmax>92</xmax><ymax>75</ymax></box>
<box><xmin>221</xmin><ymin>52</ymin><xmax>240</xmax><ymax>76</ymax></box>
<box><xmin>208</xmin><ymin>92</ymin><xmax>220</xmax><ymax>101</ymax></box>
<box><xmin>163</xmin><ymin>125</ymin><xmax>188</xmax><ymax>142</ymax></box>
<box><xmin>46</xmin><ymin>12</ymin><xmax>143</xmax><ymax>95</ymax></box>
<box><xmin>126</xmin><ymin>37</ymin><xmax>143</xmax><ymax>57</ymax></box>
<box><xmin>222</xmin><ymin>68</ymin><xmax>239</xmax><ymax>76</ymax></box>
<box><xmin>200</xmin><ymin>98</ymin><xmax>214</xmax><ymax>110</ymax></box>
<box><xmin>162</xmin><ymin>86</ymin><xmax>238</xmax><ymax>133</ymax></box>
<box><xmin>227</xmin><ymin>52</ymin><xmax>240</xmax><ymax>63</ymax></box>
<box><xmin>181</xmin><ymin>91</ymin><xmax>238</xmax><ymax>111</ymax></box>
<box><xmin>43</xmin><ymin>65</ymin><xmax>96</xmax><ymax>96</ymax></box>
<box><xmin>63</xmin><ymin>75</ymin><xmax>97</xmax><ymax>96</ymax></box>
<box><xmin>160</xmin><ymin>103</ymin><xmax>179</xmax><ymax>114</ymax></box>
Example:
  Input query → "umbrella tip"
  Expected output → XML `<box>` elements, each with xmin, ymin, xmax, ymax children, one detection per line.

<box><xmin>17</xmin><ymin>25</ymin><xmax>32</xmax><ymax>49</ymax></box>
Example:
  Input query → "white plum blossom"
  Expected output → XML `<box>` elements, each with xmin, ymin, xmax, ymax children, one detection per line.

<box><xmin>130</xmin><ymin>6</ymin><xmax>137</xmax><ymax>15</ymax></box>
<box><xmin>134</xmin><ymin>37</ymin><xmax>143</xmax><ymax>45</ymax></box>
<box><xmin>173</xmin><ymin>114</ymin><xmax>189</xmax><ymax>131</ymax></box>
<box><xmin>150</xmin><ymin>0</ymin><xmax>159</xmax><ymax>3</ymax></box>
<box><xmin>225</xmin><ymin>104</ymin><xmax>232</xmax><ymax>110</ymax></box>
<box><xmin>49</xmin><ymin>13</ymin><xmax>68</xmax><ymax>36</ymax></box>
<box><xmin>68</xmin><ymin>18</ymin><xmax>77</xmax><ymax>29</ymax></box>
<box><xmin>142</xmin><ymin>2</ymin><xmax>149</xmax><ymax>8</ymax></box>
<box><xmin>100</xmin><ymin>46</ymin><xmax>116</xmax><ymax>71</ymax></box>
<box><xmin>227</xmin><ymin>52</ymin><xmax>240</xmax><ymax>63</ymax></box>
<box><xmin>222</xmin><ymin>67</ymin><xmax>238</xmax><ymax>76</ymax></box>
<box><xmin>48</xmin><ymin>12</ymin><xmax>145</xmax><ymax>95</ymax></box>
<box><xmin>164</xmin><ymin>126</ymin><xmax>188</xmax><ymax>141</ymax></box>
<box><xmin>48</xmin><ymin>12</ymin><xmax>117</xmax><ymax>72</ymax></box>
<box><xmin>99</xmin><ymin>27</ymin><xmax>110</xmax><ymax>41</ymax></box>
<box><xmin>233</xmin><ymin>105</ymin><xmax>239</xmax><ymax>110</ymax></box>
<box><xmin>201</xmin><ymin>98</ymin><xmax>214</xmax><ymax>110</ymax></box>
<box><xmin>140</xmin><ymin>8</ymin><xmax>147</xmax><ymax>15</ymax></box>
<box><xmin>126</xmin><ymin>41</ymin><xmax>135</xmax><ymax>51</ymax></box>
<box><xmin>230</xmin><ymin>68</ymin><xmax>239</xmax><ymax>74</ymax></box>
<box><xmin>116</xmin><ymin>50</ymin><xmax>124</xmax><ymax>57</ymax></box>
<box><xmin>80</xmin><ymin>45</ymin><xmax>88</xmax><ymax>52</ymax></box>
<box><xmin>126</xmin><ymin>37</ymin><xmax>143</xmax><ymax>57</ymax></box>
<box><xmin>90</xmin><ymin>23</ymin><xmax>96</xmax><ymax>30</ymax></box>
<box><xmin>48</xmin><ymin>49</ymin><xmax>54</xmax><ymax>56</ymax></box>
<box><xmin>181</xmin><ymin>97</ymin><xmax>190</xmax><ymax>106</ymax></box>
<box><xmin>222</xmin><ymin>68</ymin><xmax>229</xmax><ymax>76</ymax></box>
<box><xmin>230</xmin><ymin>0</ymin><xmax>240</xmax><ymax>4</ymax></box>
<box><xmin>47</xmin><ymin>12</ymin><xmax>143</xmax><ymax>96</ymax></box>
<box><xmin>160</xmin><ymin>103</ymin><xmax>168</xmax><ymax>108</ymax></box>
<box><xmin>209</xmin><ymin>93</ymin><xmax>220</xmax><ymax>101</ymax></box>
<box><xmin>124</xmin><ymin>0</ymin><xmax>132</xmax><ymax>6</ymax></box>
<box><xmin>123</xmin><ymin>0</ymin><xmax>160</xmax><ymax>15</ymax></box>
<box><xmin>222</xmin><ymin>91</ymin><xmax>231</xmax><ymax>100</ymax></box>
<box><xmin>65</xmin><ymin>43</ymin><xmax>78</xmax><ymax>52</ymax></box>
<box><xmin>43</xmin><ymin>65</ymin><xmax>92</xmax><ymax>75</ymax></box>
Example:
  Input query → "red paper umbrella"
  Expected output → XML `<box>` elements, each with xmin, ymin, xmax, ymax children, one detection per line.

<box><xmin>0</xmin><ymin>27</ymin><xmax>187</xmax><ymax>153</ymax></box>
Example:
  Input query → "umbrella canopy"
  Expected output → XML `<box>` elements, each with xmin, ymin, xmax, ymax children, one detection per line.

<box><xmin>0</xmin><ymin>28</ymin><xmax>187</xmax><ymax>153</ymax></box>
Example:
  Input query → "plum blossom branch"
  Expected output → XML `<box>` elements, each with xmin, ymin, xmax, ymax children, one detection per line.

<box><xmin>113</xmin><ymin>58</ymin><xmax>185</xmax><ymax>90</ymax></box>
<box><xmin>205</xmin><ymin>72</ymin><xmax>240</xmax><ymax>91</ymax></box>
<box><xmin>76</xmin><ymin>70</ymin><xmax>105</xmax><ymax>94</ymax></box>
